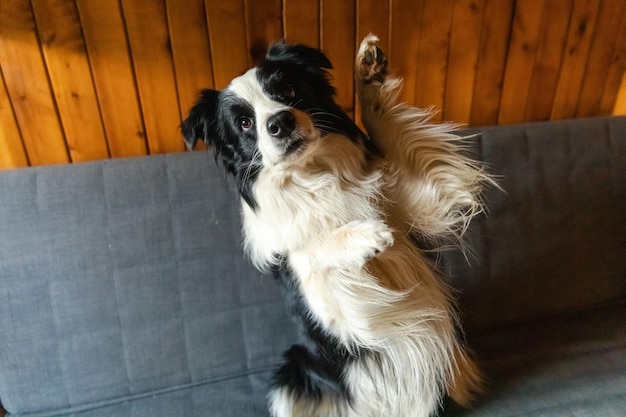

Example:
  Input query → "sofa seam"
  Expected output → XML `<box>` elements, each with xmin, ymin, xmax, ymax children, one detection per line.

<box><xmin>7</xmin><ymin>366</ymin><xmax>277</xmax><ymax>417</ymax></box>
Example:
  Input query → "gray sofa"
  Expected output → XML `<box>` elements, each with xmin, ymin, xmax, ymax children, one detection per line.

<box><xmin>1</xmin><ymin>116</ymin><xmax>625</xmax><ymax>417</ymax></box>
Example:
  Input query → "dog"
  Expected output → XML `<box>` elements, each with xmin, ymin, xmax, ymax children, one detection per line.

<box><xmin>181</xmin><ymin>35</ymin><xmax>492</xmax><ymax>417</ymax></box>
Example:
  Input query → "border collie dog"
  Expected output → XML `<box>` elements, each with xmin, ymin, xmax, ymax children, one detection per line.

<box><xmin>182</xmin><ymin>35</ymin><xmax>491</xmax><ymax>417</ymax></box>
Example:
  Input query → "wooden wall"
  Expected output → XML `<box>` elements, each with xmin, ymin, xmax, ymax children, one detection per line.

<box><xmin>0</xmin><ymin>0</ymin><xmax>625</xmax><ymax>169</ymax></box>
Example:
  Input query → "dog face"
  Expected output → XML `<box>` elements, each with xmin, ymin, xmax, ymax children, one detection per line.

<box><xmin>181</xmin><ymin>42</ymin><xmax>366</xmax><ymax>208</ymax></box>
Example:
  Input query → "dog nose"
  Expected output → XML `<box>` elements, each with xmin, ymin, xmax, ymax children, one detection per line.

<box><xmin>267</xmin><ymin>111</ymin><xmax>296</xmax><ymax>138</ymax></box>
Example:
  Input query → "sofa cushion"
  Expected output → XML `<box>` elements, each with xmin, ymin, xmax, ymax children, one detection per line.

<box><xmin>465</xmin><ymin>300</ymin><xmax>626</xmax><ymax>417</ymax></box>
<box><xmin>0</xmin><ymin>153</ymin><xmax>297</xmax><ymax>416</ymax></box>
<box><xmin>451</xmin><ymin>116</ymin><xmax>626</xmax><ymax>330</ymax></box>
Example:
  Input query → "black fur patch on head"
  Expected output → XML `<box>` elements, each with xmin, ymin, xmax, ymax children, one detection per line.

<box><xmin>181</xmin><ymin>89</ymin><xmax>262</xmax><ymax>209</ymax></box>
<box><xmin>258</xmin><ymin>42</ymin><xmax>365</xmax><ymax>143</ymax></box>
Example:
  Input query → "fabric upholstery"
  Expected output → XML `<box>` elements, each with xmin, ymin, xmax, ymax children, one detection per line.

<box><xmin>451</xmin><ymin>116</ymin><xmax>626</xmax><ymax>330</ymax></box>
<box><xmin>0</xmin><ymin>153</ymin><xmax>296</xmax><ymax>416</ymax></box>
<box><xmin>1</xmin><ymin>116</ymin><xmax>625</xmax><ymax>416</ymax></box>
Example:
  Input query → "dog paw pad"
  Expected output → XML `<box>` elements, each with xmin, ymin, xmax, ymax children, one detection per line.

<box><xmin>357</xmin><ymin>35</ymin><xmax>388</xmax><ymax>84</ymax></box>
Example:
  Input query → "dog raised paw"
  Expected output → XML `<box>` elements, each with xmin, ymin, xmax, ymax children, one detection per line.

<box><xmin>337</xmin><ymin>220</ymin><xmax>394</xmax><ymax>264</ymax></box>
<box><xmin>356</xmin><ymin>34</ymin><xmax>388</xmax><ymax>84</ymax></box>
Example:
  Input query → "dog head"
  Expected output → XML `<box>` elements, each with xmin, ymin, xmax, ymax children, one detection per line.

<box><xmin>181</xmin><ymin>41</ymin><xmax>367</xmax><ymax>208</ymax></box>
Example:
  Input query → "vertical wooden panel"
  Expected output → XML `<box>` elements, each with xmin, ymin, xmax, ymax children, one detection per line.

<box><xmin>389</xmin><ymin>0</ymin><xmax>424</xmax><ymax>105</ymax></box>
<box><xmin>205</xmin><ymin>0</ymin><xmax>250</xmax><ymax>89</ymax></box>
<box><xmin>601</xmin><ymin>10</ymin><xmax>626</xmax><ymax>114</ymax></box>
<box><xmin>550</xmin><ymin>0</ymin><xmax>600</xmax><ymax>120</ymax></box>
<box><xmin>524</xmin><ymin>0</ymin><xmax>573</xmax><ymax>122</ymax></box>
<box><xmin>283</xmin><ymin>0</ymin><xmax>319</xmax><ymax>47</ymax></box>
<box><xmin>121</xmin><ymin>0</ymin><xmax>183</xmax><ymax>154</ymax></box>
<box><xmin>0</xmin><ymin>70</ymin><xmax>28</xmax><ymax>169</ymax></box>
<box><xmin>31</xmin><ymin>0</ymin><xmax>109</xmax><ymax>163</ymax></box>
<box><xmin>167</xmin><ymin>0</ymin><xmax>215</xmax><ymax>118</ymax></box>
<box><xmin>245</xmin><ymin>0</ymin><xmax>283</xmax><ymax>64</ymax></box>
<box><xmin>0</xmin><ymin>0</ymin><xmax>69</xmax><ymax>166</ymax></box>
<box><xmin>356</xmin><ymin>0</ymin><xmax>390</xmax><ymax>51</ymax></box>
<box><xmin>576</xmin><ymin>0</ymin><xmax>625</xmax><ymax>117</ymax></box>
<box><xmin>470</xmin><ymin>0</ymin><xmax>514</xmax><ymax>126</ymax></box>
<box><xmin>413</xmin><ymin>0</ymin><xmax>455</xmax><ymax>121</ymax></box>
<box><xmin>321</xmin><ymin>0</ymin><xmax>357</xmax><ymax>117</ymax></box>
<box><xmin>498</xmin><ymin>0</ymin><xmax>546</xmax><ymax>124</ymax></box>
<box><xmin>612</xmin><ymin>71</ymin><xmax>626</xmax><ymax>115</ymax></box>
<box><xmin>444</xmin><ymin>0</ymin><xmax>485</xmax><ymax>124</ymax></box>
<box><xmin>76</xmin><ymin>0</ymin><xmax>147</xmax><ymax>158</ymax></box>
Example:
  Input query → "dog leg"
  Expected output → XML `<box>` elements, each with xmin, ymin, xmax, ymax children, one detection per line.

<box><xmin>355</xmin><ymin>34</ymin><xmax>491</xmax><ymax>241</ymax></box>
<box><xmin>268</xmin><ymin>345</ymin><xmax>347</xmax><ymax>417</ymax></box>
<box><xmin>288</xmin><ymin>220</ymin><xmax>416</xmax><ymax>348</ymax></box>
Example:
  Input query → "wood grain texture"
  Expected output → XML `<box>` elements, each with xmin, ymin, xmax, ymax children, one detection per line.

<box><xmin>0</xmin><ymin>0</ymin><xmax>625</xmax><ymax>167</ymax></box>
<box><xmin>470</xmin><ymin>0</ymin><xmax>515</xmax><ymax>126</ymax></box>
<box><xmin>283</xmin><ymin>0</ymin><xmax>319</xmax><ymax>47</ymax></box>
<box><xmin>600</xmin><ymin>1</ymin><xmax>626</xmax><ymax>115</ymax></box>
<box><xmin>445</xmin><ymin>0</ymin><xmax>486</xmax><ymax>124</ymax></box>
<box><xmin>523</xmin><ymin>0</ymin><xmax>573</xmax><ymax>122</ymax></box>
<box><xmin>167</xmin><ymin>0</ymin><xmax>215</xmax><ymax>118</ymax></box>
<box><xmin>0</xmin><ymin>0</ymin><xmax>69</xmax><ymax>165</ymax></box>
<box><xmin>31</xmin><ymin>0</ymin><xmax>109</xmax><ymax>162</ymax></box>
<box><xmin>246</xmin><ymin>0</ymin><xmax>283</xmax><ymax>64</ymax></box>
<box><xmin>206</xmin><ymin>0</ymin><xmax>250</xmax><ymax>89</ymax></box>
<box><xmin>498</xmin><ymin>0</ymin><xmax>546</xmax><ymax>124</ymax></box>
<box><xmin>576</xmin><ymin>0</ymin><xmax>625</xmax><ymax>117</ymax></box>
<box><xmin>76</xmin><ymin>0</ymin><xmax>147</xmax><ymax>158</ymax></box>
<box><xmin>321</xmin><ymin>0</ymin><xmax>357</xmax><ymax>117</ymax></box>
<box><xmin>121</xmin><ymin>0</ymin><xmax>183</xmax><ymax>154</ymax></box>
<box><xmin>389</xmin><ymin>0</ymin><xmax>424</xmax><ymax>105</ymax></box>
<box><xmin>550</xmin><ymin>0</ymin><xmax>600</xmax><ymax>120</ymax></box>
<box><xmin>0</xmin><ymin>70</ymin><xmax>28</xmax><ymax>169</ymax></box>
<box><xmin>414</xmin><ymin>0</ymin><xmax>455</xmax><ymax>121</ymax></box>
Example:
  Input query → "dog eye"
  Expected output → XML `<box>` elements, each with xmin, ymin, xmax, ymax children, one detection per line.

<box><xmin>281</xmin><ymin>85</ymin><xmax>295</xmax><ymax>99</ymax></box>
<box><xmin>240</xmin><ymin>117</ymin><xmax>254</xmax><ymax>130</ymax></box>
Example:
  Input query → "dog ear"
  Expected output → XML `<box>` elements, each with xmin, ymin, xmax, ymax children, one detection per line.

<box><xmin>181</xmin><ymin>89</ymin><xmax>220</xmax><ymax>150</ymax></box>
<box><xmin>265</xmin><ymin>41</ymin><xmax>333</xmax><ymax>70</ymax></box>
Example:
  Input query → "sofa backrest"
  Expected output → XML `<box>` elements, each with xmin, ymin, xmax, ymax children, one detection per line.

<box><xmin>449</xmin><ymin>116</ymin><xmax>626</xmax><ymax>329</ymax></box>
<box><xmin>1</xmin><ymin>116</ymin><xmax>625</xmax><ymax>415</ymax></box>
<box><xmin>0</xmin><ymin>153</ymin><xmax>296</xmax><ymax>415</ymax></box>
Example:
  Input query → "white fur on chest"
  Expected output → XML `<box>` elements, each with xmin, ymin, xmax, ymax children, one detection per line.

<box><xmin>241</xmin><ymin>143</ymin><xmax>383</xmax><ymax>270</ymax></box>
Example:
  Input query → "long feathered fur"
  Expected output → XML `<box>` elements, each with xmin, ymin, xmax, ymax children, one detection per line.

<box><xmin>182</xmin><ymin>34</ymin><xmax>493</xmax><ymax>417</ymax></box>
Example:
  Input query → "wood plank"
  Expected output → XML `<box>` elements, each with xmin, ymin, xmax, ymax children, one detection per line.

<box><xmin>205</xmin><ymin>0</ymin><xmax>250</xmax><ymax>89</ymax></box>
<box><xmin>524</xmin><ymin>0</ymin><xmax>573</xmax><ymax>122</ymax></box>
<box><xmin>31</xmin><ymin>0</ymin><xmax>109</xmax><ymax>163</ymax></box>
<box><xmin>413</xmin><ymin>0</ymin><xmax>455</xmax><ymax>121</ymax></box>
<box><xmin>550</xmin><ymin>0</ymin><xmax>600</xmax><ymax>120</ymax></box>
<box><xmin>444</xmin><ymin>0</ymin><xmax>486</xmax><ymax>124</ymax></box>
<box><xmin>167</xmin><ymin>0</ymin><xmax>215</xmax><ymax>118</ymax></box>
<box><xmin>576</xmin><ymin>0</ymin><xmax>625</xmax><ymax>117</ymax></box>
<box><xmin>599</xmin><ymin>2</ymin><xmax>626</xmax><ymax>115</ymax></box>
<box><xmin>121</xmin><ymin>0</ymin><xmax>184</xmax><ymax>154</ymax></box>
<box><xmin>389</xmin><ymin>0</ymin><xmax>424</xmax><ymax>105</ymax></box>
<box><xmin>611</xmin><ymin>71</ymin><xmax>626</xmax><ymax>115</ymax></box>
<box><xmin>245</xmin><ymin>0</ymin><xmax>283</xmax><ymax>64</ymax></box>
<box><xmin>470</xmin><ymin>0</ymin><xmax>515</xmax><ymax>126</ymax></box>
<box><xmin>283</xmin><ymin>0</ymin><xmax>319</xmax><ymax>47</ymax></box>
<box><xmin>321</xmin><ymin>0</ymin><xmax>357</xmax><ymax>118</ymax></box>
<box><xmin>76</xmin><ymin>0</ymin><xmax>147</xmax><ymax>158</ymax></box>
<box><xmin>356</xmin><ymin>0</ymin><xmax>390</xmax><ymax>52</ymax></box>
<box><xmin>498</xmin><ymin>0</ymin><xmax>546</xmax><ymax>124</ymax></box>
<box><xmin>0</xmin><ymin>70</ymin><xmax>28</xmax><ymax>169</ymax></box>
<box><xmin>0</xmin><ymin>0</ymin><xmax>69</xmax><ymax>165</ymax></box>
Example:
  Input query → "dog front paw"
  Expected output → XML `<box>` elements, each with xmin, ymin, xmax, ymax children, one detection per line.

<box><xmin>356</xmin><ymin>35</ymin><xmax>388</xmax><ymax>84</ymax></box>
<box><xmin>338</xmin><ymin>220</ymin><xmax>394</xmax><ymax>263</ymax></box>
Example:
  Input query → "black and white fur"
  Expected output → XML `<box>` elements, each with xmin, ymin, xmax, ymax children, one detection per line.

<box><xmin>182</xmin><ymin>35</ymin><xmax>491</xmax><ymax>417</ymax></box>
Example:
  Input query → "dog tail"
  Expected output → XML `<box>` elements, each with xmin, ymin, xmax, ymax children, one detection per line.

<box><xmin>447</xmin><ymin>346</ymin><xmax>484</xmax><ymax>408</ymax></box>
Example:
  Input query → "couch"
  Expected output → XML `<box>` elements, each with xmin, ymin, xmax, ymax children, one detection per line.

<box><xmin>1</xmin><ymin>116</ymin><xmax>625</xmax><ymax>417</ymax></box>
